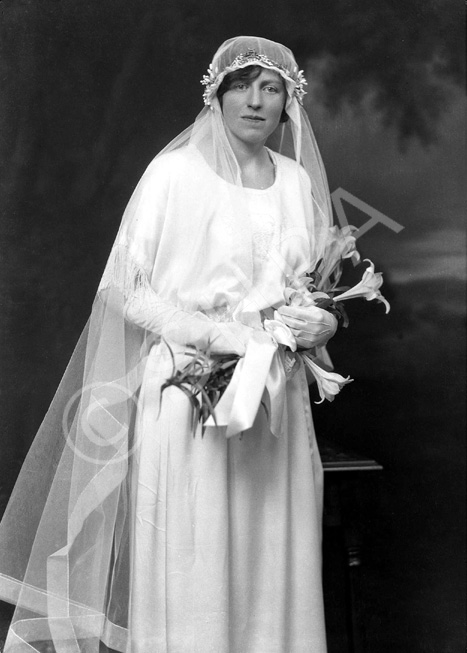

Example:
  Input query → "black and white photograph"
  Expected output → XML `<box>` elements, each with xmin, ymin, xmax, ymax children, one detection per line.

<box><xmin>0</xmin><ymin>2</ymin><xmax>464</xmax><ymax>651</ymax></box>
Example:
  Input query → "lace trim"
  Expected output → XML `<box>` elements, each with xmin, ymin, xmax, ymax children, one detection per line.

<box><xmin>250</xmin><ymin>211</ymin><xmax>277</xmax><ymax>263</ymax></box>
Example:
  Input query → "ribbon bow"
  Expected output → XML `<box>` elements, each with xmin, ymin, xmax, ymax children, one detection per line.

<box><xmin>204</xmin><ymin>330</ymin><xmax>287</xmax><ymax>438</ymax></box>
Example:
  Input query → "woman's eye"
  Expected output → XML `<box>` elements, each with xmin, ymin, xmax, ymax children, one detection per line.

<box><xmin>232</xmin><ymin>83</ymin><xmax>248</xmax><ymax>90</ymax></box>
<box><xmin>264</xmin><ymin>86</ymin><xmax>279</xmax><ymax>93</ymax></box>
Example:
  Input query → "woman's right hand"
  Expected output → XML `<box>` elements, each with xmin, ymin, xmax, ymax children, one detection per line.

<box><xmin>277</xmin><ymin>304</ymin><xmax>338</xmax><ymax>350</ymax></box>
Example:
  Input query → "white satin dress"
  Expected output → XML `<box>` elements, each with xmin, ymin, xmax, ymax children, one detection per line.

<box><xmin>126</xmin><ymin>150</ymin><xmax>327</xmax><ymax>653</ymax></box>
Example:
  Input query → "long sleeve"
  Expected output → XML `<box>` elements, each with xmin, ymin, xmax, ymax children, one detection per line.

<box><xmin>123</xmin><ymin>281</ymin><xmax>252</xmax><ymax>356</ymax></box>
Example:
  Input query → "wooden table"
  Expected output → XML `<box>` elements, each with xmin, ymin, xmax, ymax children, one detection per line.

<box><xmin>320</xmin><ymin>439</ymin><xmax>383</xmax><ymax>653</ymax></box>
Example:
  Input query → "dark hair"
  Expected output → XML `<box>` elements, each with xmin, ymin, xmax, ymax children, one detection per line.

<box><xmin>217</xmin><ymin>65</ymin><xmax>289</xmax><ymax>123</ymax></box>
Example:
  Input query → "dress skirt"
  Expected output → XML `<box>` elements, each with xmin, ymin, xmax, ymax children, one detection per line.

<box><xmin>128</xmin><ymin>342</ymin><xmax>327</xmax><ymax>653</ymax></box>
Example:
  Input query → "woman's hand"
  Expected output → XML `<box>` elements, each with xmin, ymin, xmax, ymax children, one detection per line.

<box><xmin>208</xmin><ymin>321</ymin><xmax>254</xmax><ymax>356</ymax></box>
<box><xmin>277</xmin><ymin>304</ymin><xmax>338</xmax><ymax>350</ymax></box>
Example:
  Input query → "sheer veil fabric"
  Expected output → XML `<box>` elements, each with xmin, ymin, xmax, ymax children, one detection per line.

<box><xmin>0</xmin><ymin>36</ymin><xmax>332</xmax><ymax>651</ymax></box>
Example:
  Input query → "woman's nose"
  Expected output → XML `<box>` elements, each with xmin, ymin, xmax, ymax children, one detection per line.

<box><xmin>247</xmin><ymin>85</ymin><xmax>262</xmax><ymax>109</ymax></box>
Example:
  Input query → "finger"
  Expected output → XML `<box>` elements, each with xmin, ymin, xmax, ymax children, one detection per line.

<box><xmin>279</xmin><ymin>308</ymin><xmax>330</xmax><ymax>326</ymax></box>
<box><xmin>280</xmin><ymin>315</ymin><xmax>332</xmax><ymax>332</ymax></box>
<box><xmin>280</xmin><ymin>316</ymin><xmax>309</xmax><ymax>329</ymax></box>
<box><xmin>289</xmin><ymin>325</ymin><xmax>334</xmax><ymax>338</ymax></box>
<box><xmin>291</xmin><ymin>331</ymin><xmax>332</xmax><ymax>347</ymax></box>
<box><xmin>278</xmin><ymin>306</ymin><xmax>316</xmax><ymax>320</ymax></box>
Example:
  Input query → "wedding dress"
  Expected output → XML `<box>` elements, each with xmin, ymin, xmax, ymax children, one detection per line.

<box><xmin>124</xmin><ymin>146</ymin><xmax>327</xmax><ymax>652</ymax></box>
<box><xmin>0</xmin><ymin>36</ymin><xmax>331</xmax><ymax>652</ymax></box>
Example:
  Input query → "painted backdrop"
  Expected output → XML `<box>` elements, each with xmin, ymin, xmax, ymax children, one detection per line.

<box><xmin>0</xmin><ymin>1</ymin><xmax>464</xmax><ymax>651</ymax></box>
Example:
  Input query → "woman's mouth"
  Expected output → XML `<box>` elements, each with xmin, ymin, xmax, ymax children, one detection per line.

<box><xmin>242</xmin><ymin>115</ymin><xmax>265</xmax><ymax>122</ymax></box>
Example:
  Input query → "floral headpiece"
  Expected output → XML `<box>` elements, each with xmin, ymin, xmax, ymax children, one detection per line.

<box><xmin>201</xmin><ymin>48</ymin><xmax>307</xmax><ymax>107</ymax></box>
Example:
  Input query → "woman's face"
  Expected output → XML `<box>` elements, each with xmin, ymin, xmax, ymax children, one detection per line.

<box><xmin>221</xmin><ymin>68</ymin><xmax>286</xmax><ymax>148</ymax></box>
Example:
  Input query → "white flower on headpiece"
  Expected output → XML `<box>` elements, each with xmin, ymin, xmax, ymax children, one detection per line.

<box><xmin>294</xmin><ymin>69</ymin><xmax>308</xmax><ymax>104</ymax></box>
<box><xmin>332</xmin><ymin>259</ymin><xmax>391</xmax><ymax>313</ymax></box>
<box><xmin>201</xmin><ymin>63</ymin><xmax>221</xmax><ymax>108</ymax></box>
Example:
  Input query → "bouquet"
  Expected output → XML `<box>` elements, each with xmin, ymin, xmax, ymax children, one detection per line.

<box><xmin>160</xmin><ymin>348</ymin><xmax>239</xmax><ymax>434</ymax></box>
<box><xmin>263</xmin><ymin>225</ymin><xmax>390</xmax><ymax>403</ymax></box>
<box><xmin>161</xmin><ymin>225</ymin><xmax>390</xmax><ymax>432</ymax></box>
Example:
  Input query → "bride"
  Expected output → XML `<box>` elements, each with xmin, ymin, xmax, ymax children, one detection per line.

<box><xmin>0</xmin><ymin>36</ymin><xmax>336</xmax><ymax>652</ymax></box>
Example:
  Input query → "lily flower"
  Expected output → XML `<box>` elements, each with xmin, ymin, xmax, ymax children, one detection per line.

<box><xmin>284</xmin><ymin>286</ymin><xmax>330</xmax><ymax>308</ymax></box>
<box><xmin>284</xmin><ymin>270</ymin><xmax>334</xmax><ymax>307</ymax></box>
<box><xmin>332</xmin><ymin>259</ymin><xmax>390</xmax><ymax>313</ymax></box>
<box><xmin>316</xmin><ymin>225</ymin><xmax>361</xmax><ymax>290</ymax></box>
<box><xmin>263</xmin><ymin>312</ymin><xmax>297</xmax><ymax>351</ymax></box>
<box><xmin>285</xmin><ymin>274</ymin><xmax>311</xmax><ymax>292</ymax></box>
<box><xmin>302</xmin><ymin>354</ymin><xmax>353</xmax><ymax>403</ymax></box>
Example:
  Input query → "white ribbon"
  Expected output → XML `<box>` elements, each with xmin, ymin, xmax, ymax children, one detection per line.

<box><xmin>205</xmin><ymin>330</ymin><xmax>287</xmax><ymax>438</ymax></box>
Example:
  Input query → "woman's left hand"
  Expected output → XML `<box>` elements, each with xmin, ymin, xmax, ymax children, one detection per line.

<box><xmin>277</xmin><ymin>304</ymin><xmax>338</xmax><ymax>350</ymax></box>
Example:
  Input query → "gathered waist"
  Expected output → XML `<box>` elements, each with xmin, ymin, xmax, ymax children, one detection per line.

<box><xmin>199</xmin><ymin>305</ymin><xmax>275</xmax><ymax>325</ymax></box>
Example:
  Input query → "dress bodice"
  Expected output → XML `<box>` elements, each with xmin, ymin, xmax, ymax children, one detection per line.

<box><xmin>114</xmin><ymin>145</ymin><xmax>315</xmax><ymax>321</ymax></box>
